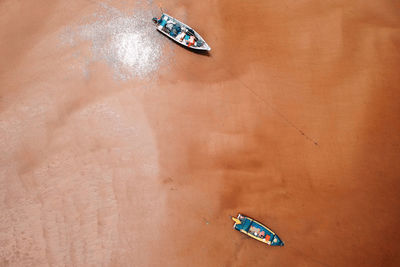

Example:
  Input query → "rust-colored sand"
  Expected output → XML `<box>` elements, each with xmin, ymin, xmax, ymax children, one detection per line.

<box><xmin>1</xmin><ymin>0</ymin><xmax>400</xmax><ymax>266</ymax></box>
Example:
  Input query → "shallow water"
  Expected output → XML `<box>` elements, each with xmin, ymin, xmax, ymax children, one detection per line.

<box><xmin>60</xmin><ymin>2</ymin><xmax>174</xmax><ymax>80</ymax></box>
<box><xmin>1</xmin><ymin>0</ymin><xmax>400</xmax><ymax>266</ymax></box>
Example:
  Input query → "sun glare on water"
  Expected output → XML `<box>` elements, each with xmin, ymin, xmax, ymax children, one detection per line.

<box><xmin>62</xmin><ymin>3</ymin><xmax>173</xmax><ymax>80</ymax></box>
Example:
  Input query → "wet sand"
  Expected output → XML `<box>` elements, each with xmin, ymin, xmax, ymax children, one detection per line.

<box><xmin>1</xmin><ymin>0</ymin><xmax>400</xmax><ymax>266</ymax></box>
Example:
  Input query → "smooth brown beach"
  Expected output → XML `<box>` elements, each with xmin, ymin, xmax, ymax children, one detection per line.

<box><xmin>1</xmin><ymin>0</ymin><xmax>400</xmax><ymax>266</ymax></box>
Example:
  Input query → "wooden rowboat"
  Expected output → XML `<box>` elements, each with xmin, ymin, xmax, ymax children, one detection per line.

<box><xmin>152</xmin><ymin>13</ymin><xmax>211</xmax><ymax>51</ymax></box>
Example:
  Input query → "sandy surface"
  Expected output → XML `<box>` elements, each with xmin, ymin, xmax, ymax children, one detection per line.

<box><xmin>1</xmin><ymin>0</ymin><xmax>400</xmax><ymax>266</ymax></box>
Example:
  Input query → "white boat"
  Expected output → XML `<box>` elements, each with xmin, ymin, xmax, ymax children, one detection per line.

<box><xmin>152</xmin><ymin>13</ymin><xmax>211</xmax><ymax>51</ymax></box>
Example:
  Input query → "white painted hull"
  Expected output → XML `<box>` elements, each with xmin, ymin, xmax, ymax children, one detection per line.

<box><xmin>155</xmin><ymin>13</ymin><xmax>211</xmax><ymax>51</ymax></box>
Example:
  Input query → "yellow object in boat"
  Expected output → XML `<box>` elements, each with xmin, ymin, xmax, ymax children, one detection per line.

<box><xmin>231</xmin><ymin>217</ymin><xmax>241</xmax><ymax>224</ymax></box>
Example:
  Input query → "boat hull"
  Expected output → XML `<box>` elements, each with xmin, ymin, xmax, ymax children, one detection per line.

<box><xmin>154</xmin><ymin>13</ymin><xmax>211</xmax><ymax>51</ymax></box>
<box><xmin>232</xmin><ymin>214</ymin><xmax>284</xmax><ymax>246</ymax></box>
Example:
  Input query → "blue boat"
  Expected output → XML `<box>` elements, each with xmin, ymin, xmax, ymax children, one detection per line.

<box><xmin>232</xmin><ymin>214</ymin><xmax>284</xmax><ymax>246</ymax></box>
<box><xmin>152</xmin><ymin>13</ymin><xmax>211</xmax><ymax>51</ymax></box>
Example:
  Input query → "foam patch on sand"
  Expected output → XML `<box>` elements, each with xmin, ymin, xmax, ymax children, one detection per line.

<box><xmin>61</xmin><ymin>2</ymin><xmax>173</xmax><ymax>80</ymax></box>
